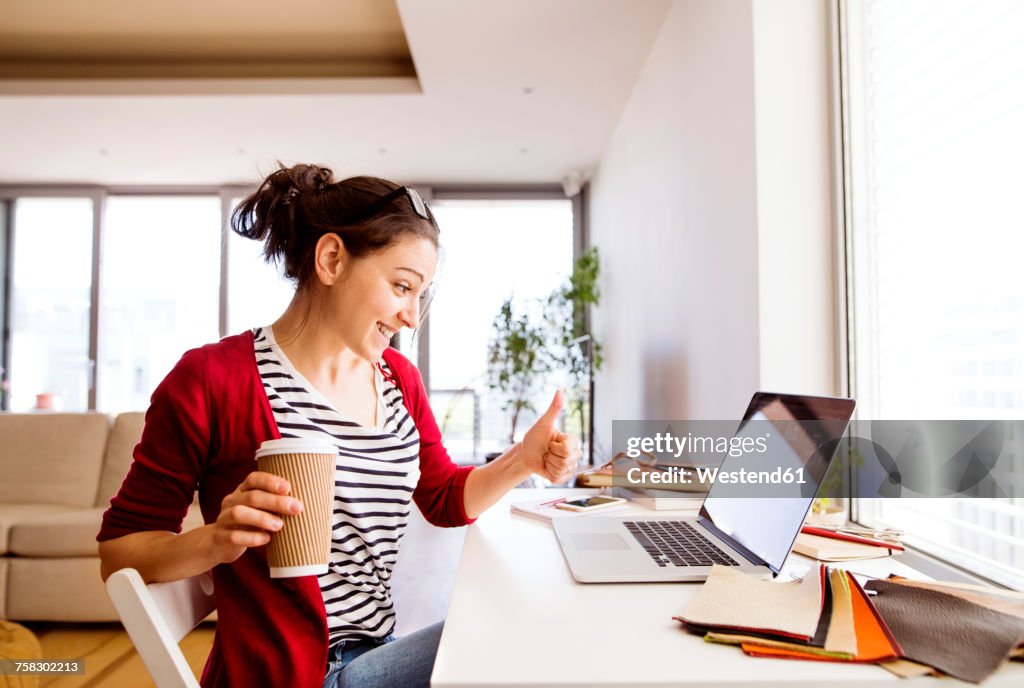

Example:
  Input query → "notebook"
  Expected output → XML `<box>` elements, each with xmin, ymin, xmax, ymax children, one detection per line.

<box><xmin>792</xmin><ymin>532</ymin><xmax>895</xmax><ymax>561</ymax></box>
<box><xmin>509</xmin><ymin>498</ymin><xmax>630</xmax><ymax>524</ymax></box>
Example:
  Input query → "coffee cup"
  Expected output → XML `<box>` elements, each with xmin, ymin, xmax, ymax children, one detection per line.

<box><xmin>254</xmin><ymin>438</ymin><xmax>336</xmax><ymax>578</ymax></box>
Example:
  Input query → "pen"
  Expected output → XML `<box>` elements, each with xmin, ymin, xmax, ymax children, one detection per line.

<box><xmin>801</xmin><ymin>525</ymin><xmax>905</xmax><ymax>551</ymax></box>
<box><xmin>540</xmin><ymin>497</ymin><xmax>567</xmax><ymax>507</ymax></box>
<box><xmin>812</xmin><ymin>524</ymin><xmax>903</xmax><ymax>541</ymax></box>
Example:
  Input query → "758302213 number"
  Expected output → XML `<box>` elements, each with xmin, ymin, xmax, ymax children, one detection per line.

<box><xmin>0</xmin><ymin>659</ymin><xmax>85</xmax><ymax>675</ymax></box>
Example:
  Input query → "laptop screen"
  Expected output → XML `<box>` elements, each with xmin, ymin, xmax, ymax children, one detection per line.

<box><xmin>698</xmin><ymin>393</ymin><xmax>856</xmax><ymax>574</ymax></box>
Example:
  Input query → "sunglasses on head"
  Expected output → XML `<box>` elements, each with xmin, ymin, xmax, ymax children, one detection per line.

<box><xmin>336</xmin><ymin>186</ymin><xmax>435</xmax><ymax>228</ymax></box>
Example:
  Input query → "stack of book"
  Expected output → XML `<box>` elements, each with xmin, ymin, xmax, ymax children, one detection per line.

<box><xmin>674</xmin><ymin>564</ymin><xmax>1024</xmax><ymax>683</ymax></box>
<box><xmin>574</xmin><ymin>452</ymin><xmax>709</xmax><ymax>494</ymax></box>
<box><xmin>793</xmin><ymin>524</ymin><xmax>904</xmax><ymax>561</ymax></box>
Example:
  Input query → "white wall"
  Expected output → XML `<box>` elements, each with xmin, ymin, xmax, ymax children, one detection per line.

<box><xmin>589</xmin><ymin>0</ymin><xmax>761</xmax><ymax>430</ymax></box>
<box><xmin>589</xmin><ymin>0</ymin><xmax>837</xmax><ymax>450</ymax></box>
<box><xmin>752</xmin><ymin>0</ymin><xmax>837</xmax><ymax>396</ymax></box>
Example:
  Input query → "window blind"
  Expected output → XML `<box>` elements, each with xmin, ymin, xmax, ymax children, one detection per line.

<box><xmin>842</xmin><ymin>0</ymin><xmax>1024</xmax><ymax>590</ymax></box>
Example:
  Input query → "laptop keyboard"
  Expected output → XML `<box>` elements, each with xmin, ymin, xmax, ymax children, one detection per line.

<box><xmin>623</xmin><ymin>520</ymin><xmax>740</xmax><ymax>568</ymax></box>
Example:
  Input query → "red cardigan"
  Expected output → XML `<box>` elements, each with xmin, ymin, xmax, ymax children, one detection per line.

<box><xmin>98</xmin><ymin>332</ymin><xmax>475</xmax><ymax>688</ymax></box>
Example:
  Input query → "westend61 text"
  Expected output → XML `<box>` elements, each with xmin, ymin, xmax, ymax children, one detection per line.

<box><xmin>626</xmin><ymin>466</ymin><xmax>807</xmax><ymax>486</ymax></box>
<box><xmin>624</xmin><ymin>432</ymin><xmax>769</xmax><ymax>459</ymax></box>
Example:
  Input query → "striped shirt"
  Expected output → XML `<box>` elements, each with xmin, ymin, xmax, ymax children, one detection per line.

<box><xmin>253</xmin><ymin>327</ymin><xmax>420</xmax><ymax>646</ymax></box>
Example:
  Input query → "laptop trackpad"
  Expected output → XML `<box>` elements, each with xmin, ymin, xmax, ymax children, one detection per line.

<box><xmin>571</xmin><ymin>533</ymin><xmax>630</xmax><ymax>551</ymax></box>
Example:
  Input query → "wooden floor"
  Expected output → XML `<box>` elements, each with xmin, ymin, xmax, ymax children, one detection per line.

<box><xmin>22</xmin><ymin>622</ymin><xmax>214</xmax><ymax>688</ymax></box>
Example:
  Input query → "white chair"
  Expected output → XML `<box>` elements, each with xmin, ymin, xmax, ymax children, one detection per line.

<box><xmin>106</xmin><ymin>568</ymin><xmax>215</xmax><ymax>688</ymax></box>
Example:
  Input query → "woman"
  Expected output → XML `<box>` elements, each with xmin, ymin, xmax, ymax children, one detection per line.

<box><xmin>97</xmin><ymin>164</ymin><xmax>580</xmax><ymax>688</ymax></box>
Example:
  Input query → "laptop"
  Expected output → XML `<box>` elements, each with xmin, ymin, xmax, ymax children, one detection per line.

<box><xmin>553</xmin><ymin>392</ymin><xmax>856</xmax><ymax>582</ymax></box>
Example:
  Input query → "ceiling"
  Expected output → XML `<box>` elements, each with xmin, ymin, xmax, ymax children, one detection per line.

<box><xmin>0</xmin><ymin>0</ymin><xmax>415</xmax><ymax>79</ymax></box>
<box><xmin>0</xmin><ymin>0</ymin><xmax>672</xmax><ymax>186</ymax></box>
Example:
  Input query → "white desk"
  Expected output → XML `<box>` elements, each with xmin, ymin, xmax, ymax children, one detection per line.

<box><xmin>431</xmin><ymin>489</ymin><xmax>1024</xmax><ymax>687</ymax></box>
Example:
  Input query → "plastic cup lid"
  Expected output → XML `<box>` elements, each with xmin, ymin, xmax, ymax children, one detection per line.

<box><xmin>255</xmin><ymin>438</ymin><xmax>337</xmax><ymax>459</ymax></box>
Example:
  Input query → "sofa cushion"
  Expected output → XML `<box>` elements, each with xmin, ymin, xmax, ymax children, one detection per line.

<box><xmin>8</xmin><ymin>503</ymin><xmax>207</xmax><ymax>558</ymax></box>
<box><xmin>95</xmin><ymin>412</ymin><xmax>146</xmax><ymax>508</ymax></box>
<box><xmin>7</xmin><ymin>507</ymin><xmax>107</xmax><ymax>557</ymax></box>
<box><xmin>0</xmin><ymin>504</ymin><xmax>74</xmax><ymax>555</ymax></box>
<box><xmin>5</xmin><ymin>558</ymin><xmax>118</xmax><ymax>622</ymax></box>
<box><xmin>0</xmin><ymin>413</ymin><xmax>109</xmax><ymax>508</ymax></box>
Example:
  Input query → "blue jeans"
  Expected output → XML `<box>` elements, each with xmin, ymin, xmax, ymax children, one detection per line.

<box><xmin>322</xmin><ymin>622</ymin><xmax>444</xmax><ymax>688</ymax></box>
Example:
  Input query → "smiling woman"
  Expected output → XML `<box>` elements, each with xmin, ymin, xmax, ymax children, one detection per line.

<box><xmin>95</xmin><ymin>163</ymin><xmax>581</xmax><ymax>688</ymax></box>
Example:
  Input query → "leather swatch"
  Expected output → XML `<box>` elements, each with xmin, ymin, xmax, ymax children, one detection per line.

<box><xmin>738</xmin><ymin>571</ymin><xmax>900</xmax><ymax>664</ymax></box>
<box><xmin>675</xmin><ymin>564</ymin><xmax>825</xmax><ymax>640</ymax></box>
<box><xmin>706</xmin><ymin>632</ymin><xmax>852</xmax><ymax>660</ymax></box>
<box><xmin>885</xmin><ymin>576</ymin><xmax>1024</xmax><ymax>600</ymax></box>
<box><xmin>824</xmin><ymin>568</ymin><xmax>858</xmax><ymax>655</ymax></box>
<box><xmin>885</xmin><ymin>576</ymin><xmax>1024</xmax><ymax>619</ymax></box>
<box><xmin>702</xmin><ymin>573</ymin><xmax>836</xmax><ymax>652</ymax></box>
<box><xmin>865</xmin><ymin>579</ymin><xmax>1024</xmax><ymax>683</ymax></box>
<box><xmin>879</xmin><ymin>658</ymin><xmax>939</xmax><ymax>678</ymax></box>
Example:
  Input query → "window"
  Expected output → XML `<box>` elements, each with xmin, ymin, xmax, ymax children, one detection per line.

<box><xmin>98</xmin><ymin>196</ymin><xmax>222</xmax><ymax>413</ymax></box>
<box><xmin>426</xmin><ymin>197</ymin><xmax>575</xmax><ymax>462</ymax></box>
<box><xmin>8</xmin><ymin>197</ymin><xmax>94</xmax><ymax>412</ymax></box>
<box><xmin>226</xmin><ymin>198</ymin><xmax>294</xmax><ymax>334</ymax></box>
<box><xmin>842</xmin><ymin>0</ymin><xmax>1024</xmax><ymax>588</ymax></box>
<box><xmin>1</xmin><ymin>187</ymin><xmax>579</xmax><ymax>446</ymax></box>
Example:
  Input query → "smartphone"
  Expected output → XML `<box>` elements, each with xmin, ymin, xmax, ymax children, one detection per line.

<box><xmin>553</xmin><ymin>495</ymin><xmax>627</xmax><ymax>512</ymax></box>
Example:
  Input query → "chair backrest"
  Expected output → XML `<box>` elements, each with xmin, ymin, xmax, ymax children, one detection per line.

<box><xmin>106</xmin><ymin>568</ymin><xmax>215</xmax><ymax>688</ymax></box>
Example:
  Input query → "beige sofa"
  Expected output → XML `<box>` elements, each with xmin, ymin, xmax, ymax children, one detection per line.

<box><xmin>0</xmin><ymin>412</ymin><xmax>203</xmax><ymax>621</ymax></box>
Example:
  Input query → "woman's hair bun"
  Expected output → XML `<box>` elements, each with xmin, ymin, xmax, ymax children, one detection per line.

<box><xmin>267</xmin><ymin>163</ymin><xmax>335</xmax><ymax>201</ymax></box>
<box><xmin>230</xmin><ymin>162</ymin><xmax>335</xmax><ymax>260</ymax></box>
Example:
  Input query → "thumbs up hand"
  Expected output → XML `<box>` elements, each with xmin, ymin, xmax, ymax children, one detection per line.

<box><xmin>522</xmin><ymin>390</ymin><xmax>582</xmax><ymax>484</ymax></box>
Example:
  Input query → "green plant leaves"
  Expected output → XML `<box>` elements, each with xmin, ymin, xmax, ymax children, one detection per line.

<box><xmin>486</xmin><ymin>248</ymin><xmax>603</xmax><ymax>446</ymax></box>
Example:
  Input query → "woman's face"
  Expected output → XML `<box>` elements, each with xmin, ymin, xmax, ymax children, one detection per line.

<box><xmin>327</xmin><ymin>235</ymin><xmax>438</xmax><ymax>363</ymax></box>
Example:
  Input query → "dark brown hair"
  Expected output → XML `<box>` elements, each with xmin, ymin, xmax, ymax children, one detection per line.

<box><xmin>231</xmin><ymin>163</ymin><xmax>439</xmax><ymax>289</ymax></box>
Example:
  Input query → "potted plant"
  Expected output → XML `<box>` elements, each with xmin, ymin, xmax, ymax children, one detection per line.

<box><xmin>546</xmin><ymin>248</ymin><xmax>603</xmax><ymax>462</ymax></box>
<box><xmin>486</xmin><ymin>297</ymin><xmax>554</xmax><ymax>448</ymax></box>
<box><xmin>0</xmin><ymin>367</ymin><xmax>8</xmax><ymax>411</ymax></box>
<box><xmin>485</xmin><ymin>248</ymin><xmax>603</xmax><ymax>461</ymax></box>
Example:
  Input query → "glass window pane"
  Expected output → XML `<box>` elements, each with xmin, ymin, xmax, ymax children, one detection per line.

<box><xmin>428</xmin><ymin>198</ymin><xmax>574</xmax><ymax>462</ymax></box>
<box><xmin>227</xmin><ymin>199</ymin><xmax>295</xmax><ymax>333</ymax></box>
<box><xmin>845</xmin><ymin>0</ymin><xmax>1024</xmax><ymax>589</ymax></box>
<box><xmin>8</xmin><ymin>198</ymin><xmax>94</xmax><ymax>411</ymax></box>
<box><xmin>98</xmin><ymin>196</ymin><xmax>221</xmax><ymax>413</ymax></box>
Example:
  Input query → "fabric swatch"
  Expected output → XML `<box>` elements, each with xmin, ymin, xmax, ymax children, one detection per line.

<box><xmin>737</xmin><ymin>571</ymin><xmax>900</xmax><ymax>664</ymax></box>
<box><xmin>674</xmin><ymin>564</ymin><xmax>824</xmax><ymax>640</ymax></box>
<box><xmin>705</xmin><ymin>633</ymin><xmax>852</xmax><ymax>660</ymax></box>
<box><xmin>824</xmin><ymin>568</ymin><xmax>858</xmax><ymax>655</ymax></box>
<box><xmin>865</xmin><ymin>579</ymin><xmax>1024</xmax><ymax>683</ymax></box>
<box><xmin>701</xmin><ymin>573</ymin><xmax>836</xmax><ymax>653</ymax></box>
<box><xmin>879</xmin><ymin>658</ymin><xmax>939</xmax><ymax>678</ymax></box>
